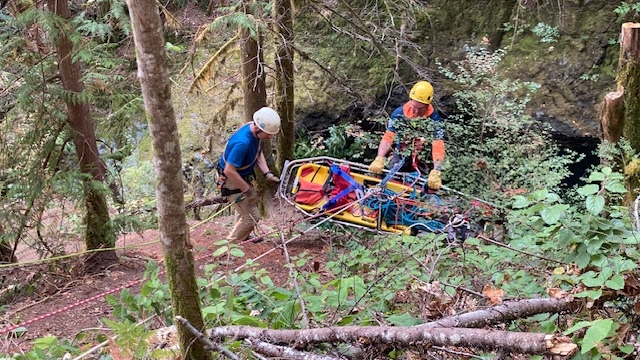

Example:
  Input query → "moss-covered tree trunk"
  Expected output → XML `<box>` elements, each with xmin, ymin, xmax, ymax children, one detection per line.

<box><xmin>240</xmin><ymin>3</ymin><xmax>277</xmax><ymax>214</ymax></box>
<box><xmin>274</xmin><ymin>0</ymin><xmax>295</xmax><ymax>172</ymax></box>
<box><xmin>127</xmin><ymin>1</ymin><xmax>209</xmax><ymax>359</ymax></box>
<box><xmin>618</xmin><ymin>23</ymin><xmax>640</xmax><ymax>202</ymax></box>
<box><xmin>487</xmin><ymin>0</ymin><xmax>517</xmax><ymax>50</ymax></box>
<box><xmin>47</xmin><ymin>0</ymin><xmax>116</xmax><ymax>267</ymax></box>
<box><xmin>239</xmin><ymin>26</ymin><xmax>267</xmax><ymax>121</ymax></box>
<box><xmin>620</xmin><ymin>23</ymin><xmax>640</xmax><ymax>150</ymax></box>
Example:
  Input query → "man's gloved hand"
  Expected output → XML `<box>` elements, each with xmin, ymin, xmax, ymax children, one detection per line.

<box><xmin>241</xmin><ymin>186</ymin><xmax>257</xmax><ymax>201</ymax></box>
<box><xmin>427</xmin><ymin>169</ymin><xmax>442</xmax><ymax>190</ymax></box>
<box><xmin>265</xmin><ymin>171</ymin><xmax>280</xmax><ymax>183</ymax></box>
<box><xmin>368</xmin><ymin>156</ymin><xmax>385</xmax><ymax>174</ymax></box>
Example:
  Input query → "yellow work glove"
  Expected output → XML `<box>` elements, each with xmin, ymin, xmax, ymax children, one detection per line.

<box><xmin>265</xmin><ymin>171</ymin><xmax>280</xmax><ymax>183</ymax></box>
<box><xmin>368</xmin><ymin>156</ymin><xmax>385</xmax><ymax>174</ymax></box>
<box><xmin>427</xmin><ymin>169</ymin><xmax>442</xmax><ymax>190</ymax></box>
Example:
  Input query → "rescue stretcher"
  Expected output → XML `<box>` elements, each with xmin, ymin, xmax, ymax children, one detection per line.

<box><xmin>277</xmin><ymin>157</ymin><xmax>500</xmax><ymax>241</ymax></box>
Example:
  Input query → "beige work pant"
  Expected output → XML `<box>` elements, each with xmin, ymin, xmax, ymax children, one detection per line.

<box><xmin>222</xmin><ymin>176</ymin><xmax>261</xmax><ymax>242</ymax></box>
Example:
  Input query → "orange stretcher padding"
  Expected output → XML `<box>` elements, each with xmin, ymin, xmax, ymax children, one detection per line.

<box><xmin>291</xmin><ymin>162</ymin><xmax>418</xmax><ymax>234</ymax></box>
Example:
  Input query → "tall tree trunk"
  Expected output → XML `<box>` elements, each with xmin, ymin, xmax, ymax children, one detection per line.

<box><xmin>487</xmin><ymin>0</ymin><xmax>517</xmax><ymax>51</ymax></box>
<box><xmin>239</xmin><ymin>24</ymin><xmax>267</xmax><ymax>120</ymax></box>
<box><xmin>620</xmin><ymin>23</ymin><xmax>640</xmax><ymax>151</ymax></box>
<box><xmin>239</xmin><ymin>3</ymin><xmax>276</xmax><ymax>214</ymax></box>
<box><xmin>127</xmin><ymin>1</ymin><xmax>210</xmax><ymax>359</ymax></box>
<box><xmin>618</xmin><ymin>23</ymin><xmax>640</xmax><ymax>202</ymax></box>
<box><xmin>274</xmin><ymin>0</ymin><xmax>294</xmax><ymax>172</ymax></box>
<box><xmin>47</xmin><ymin>0</ymin><xmax>116</xmax><ymax>267</ymax></box>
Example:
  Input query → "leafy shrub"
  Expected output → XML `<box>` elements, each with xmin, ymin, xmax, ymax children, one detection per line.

<box><xmin>294</xmin><ymin>121</ymin><xmax>378</xmax><ymax>162</ymax></box>
<box><xmin>531</xmin><ymin>22</ymin><xmax>560</xmax><ymax>43</ymax></box>
<box><xmin>438</xmin><ymin>47</ymin><xmax>578</xmax><ymax>206</ymax></box>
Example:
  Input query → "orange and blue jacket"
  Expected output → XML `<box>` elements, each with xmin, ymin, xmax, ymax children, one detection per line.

<box><xmin>383</xmin><ymin>101</ymin><xmax>445</xmax><ymax>165</ymax></box>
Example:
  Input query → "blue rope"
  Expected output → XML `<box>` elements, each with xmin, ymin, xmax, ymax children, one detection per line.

<box><xmin>363</xmin><ymin>188</ymin><xmax>445</xmax><ymax>233</ymax></box>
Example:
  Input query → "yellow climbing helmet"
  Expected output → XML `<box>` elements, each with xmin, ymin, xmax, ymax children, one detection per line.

<box><xmin>409</xmin><ymin>81</ymin><xmax>434</xmax><ymax>104</ymax></box>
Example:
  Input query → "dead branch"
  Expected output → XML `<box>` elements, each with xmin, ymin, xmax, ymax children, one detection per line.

<box><xmin>185</xmin><ymin>196</ymin><xmax>228</xmax><ymax>209</ymax></box>
<box><xmin>176</xmin><ymin>316</ymin><xmax>240</xmax><ymax>360</ymax></box>
<box><xmin>420</xmin><ymin>297</ymin><xmax>580</xmax><ymax>329</ymax></box>
<box><xmin>208</xmin><ymin>325</ymin><xmax>577</xmax><ymax>356</ymax></box>
<box><xmin>245</xmin><ymin>339</ymin><xmax>342</xmax><ymax>360</ymax></box>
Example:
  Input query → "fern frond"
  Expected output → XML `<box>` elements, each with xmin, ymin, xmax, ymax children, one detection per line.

<box><xmin>188</xmin><ymin>33</ymin><xmax>239</xmax><ymax>94</ymax></box>
<box><xmin>60</xmin><ymin>89</ymin><xmax>95</xmax><ymax>106</ymax></box>
<box><xmin>210</xmin><ymin>13</ymin><xmax>258</xmax><ymax>37</ymax></box>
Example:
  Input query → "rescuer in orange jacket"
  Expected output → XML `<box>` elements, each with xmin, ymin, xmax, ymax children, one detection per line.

<box><xmin>368</xmin><ymin>81</ymin><xmax>445</xmax><ymax>190</ymax></box>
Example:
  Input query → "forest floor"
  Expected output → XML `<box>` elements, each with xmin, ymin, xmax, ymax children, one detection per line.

<box><xmin>0</xmin><ymin>200</ymin><xmax>339</xmax><ymax>356</ymax></box>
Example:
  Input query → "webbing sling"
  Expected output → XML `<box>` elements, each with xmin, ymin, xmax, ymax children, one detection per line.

<box><xmin>321</xmin><ymin>164</ymin><xmax>363</xmax><ymax>211</ymax></box>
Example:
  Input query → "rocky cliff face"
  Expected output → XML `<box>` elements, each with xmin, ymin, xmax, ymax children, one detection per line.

<box><xmin>295</xmin><ymin>1</ymin><xmax>627</xmax><ymax>139</ymax></box>
<box><xmin>424</xmin><ymin>0</ymin><xmax>623</xmax><ymax>137</ymax></box>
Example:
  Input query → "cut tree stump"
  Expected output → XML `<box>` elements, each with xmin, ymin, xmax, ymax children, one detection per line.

<box><xmin>600</xmin><ymin>88</ymin><xmax>624</xmax><ymax>143</ymax></box>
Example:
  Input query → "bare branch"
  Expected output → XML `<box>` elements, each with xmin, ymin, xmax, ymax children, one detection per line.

<box><xmin>208</xmin><ymin>325</ymin><xmax>577</xmax><ymax>356</ymax></box>
<box><xmin>246</xmin><ymin>339</ymin><xmax>342</xmax><ymax>360</ymax></box>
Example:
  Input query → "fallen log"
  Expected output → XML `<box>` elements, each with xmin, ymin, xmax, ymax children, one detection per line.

<box><xmin>420</xmin><ymin>297</ymin><xmax>580</xmax><ymax>329</ymax></box>
<box><xmin>245</xmin><ymin>339</ymin><xmax>342</xmax><ymax>360</ymax></box>
<box><xmin>206</xmin><ymin>325</ymin><xmax>577</xmax><ymax>356</ymax></box>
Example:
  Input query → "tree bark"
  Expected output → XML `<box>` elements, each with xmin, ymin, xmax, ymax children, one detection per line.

<box><xmin>47</xmin><ymin>0</ymin><xmax>116</xmax><ymax>267</ymax></box>
<box><xmin>126</xmin><ymin>1</ymin><xmax>210</xmax><ymax>359</ymax></box>
<box><xmin>600</xmin><ymin>88</ymin><xmax>624</xmax><ymax>143</ymax></box>
<box><xmin>419</xmin><ymin>297</ymin><xmax>580</xmax><ymax>329</ymax></box>
<box><xmin>620</xmin><ymin>23</ymin><xmax>640</xmax><ymax>152</ymax></box>
<box><xmin>239</xmin><ymin>8</ymin><xmax>277</xmax><ymax>215</ymax></box>
<box><xmin>618</xmin><ymin>23</ymin><xmax>640</xmax><ymax>201</ymax></box>
<box><xmin>239</xmin><ymin>22</ymin><xmax>267</xmax><ymax>121</ymax></box>
<box><xmin>208</xmin><ymin>325</ymin><xmax>576</xmax><ymax>356</ymax></box>
<box><xmin>274</xmin><ymin>0</ymin><xmax>295</xmax><ymax>172</ymax></box>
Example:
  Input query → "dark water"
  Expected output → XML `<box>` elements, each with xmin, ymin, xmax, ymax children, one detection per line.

<box><xmin>552</xmin><ymin>133</ymin><xmax>600</xmax><ymax>188</ymax></box>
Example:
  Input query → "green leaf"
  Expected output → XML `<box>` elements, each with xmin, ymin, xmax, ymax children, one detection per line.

<box><xmin>576</xmin><ymin>184</ymin><xmax>599</xmax><ymax>196</ymax></box>
<box><xmin>386</xmin><ymin>313</ymin><xmax>422</xmax><ymax>326</ymax></box>
<box><xmin>581</xmin><ymin>319</ymin><xmax>615</xmax><ymax>354</ymax></box>
<box><xmin>588</xmin><ymin>171</ymin><xmax>605</xmax><ymax>181</ymax></box>
<box><xmin>573</xmin><ymin>289</ymin><xmax>602</xmax><ymax>300</ymax></box>
<box><xmin>574</xmin><ymin>251</ymin><xmax>591</xmax><ymax>268</ymax></box>
<box><xmin>618</xmin><ymin>344</ymin><xmax>635</xmax><ymax>354</ymax></box>
<box><xmin>585</xmin><ymin>195</ymin><xmax>604</xmax><ymax>215</ymax></box>
<box><xmin>605</xmin><ymin>181</ymin><xmax>627</xmax><ymax>193</ymax></box>
<box><xmin>604</xmin><ymin>274</ymin><xmax>624</xmax><ymax>290</ymax></box>
<box><xmin>580</xmin><ymin>272</ymin><xmax>604</xmax><ymax>288</ymax></box>
<box><xmin>540</xmin><ymin>204</ymin><xmax>568</xmax><ymax>224</ymax></box>
<box><xmin>212</xmin><ymin>246</ymin><xmax>229</xmax><ymax>257</ymax></box>
<box><xmin>34</xmin><ymin>336</ymin><xmax>58</xmax><ymax>348</ymax></box>
<box><xmin>229</xmin><ymin>248</ymin><xmax>245</xmax><ymax>258</ymax></box>
<box><xmin>512</xmin><ymin>195</ymin><xmax>530</xmax><ymax>208</ymax></box>
<box><xmin>564</xmin><ymin>320</ymin><xmax>594</xmax><ymax>335</ymax></box>
<box><xmin>230</xmin><ymin>314</ymin><xmax>266</xmax><ymax>327</ymax></box>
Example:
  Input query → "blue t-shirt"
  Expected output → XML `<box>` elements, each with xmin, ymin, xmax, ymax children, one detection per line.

<box><xmin>218</xmin><ymin>123</ymin><xmax>262</xmax><ymax>177</ymax></box>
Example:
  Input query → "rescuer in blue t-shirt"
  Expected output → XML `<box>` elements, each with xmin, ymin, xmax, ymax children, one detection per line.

<box><xmin>217</xmin><ymin>107</ymin><xmax>281</xmax><ymax>243</ymax></box>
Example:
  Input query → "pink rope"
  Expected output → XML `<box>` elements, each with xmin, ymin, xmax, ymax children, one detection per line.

<box><xmin>0</xmin><ymin>278</ymin><xmax>145</xmax><ymax>336</ymax></box>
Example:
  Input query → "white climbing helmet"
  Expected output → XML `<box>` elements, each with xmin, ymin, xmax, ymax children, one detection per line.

<box><xmin>253</xmin><ymin>107</ymin><xmax>281</xmax><ymax>135</ymax></box>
